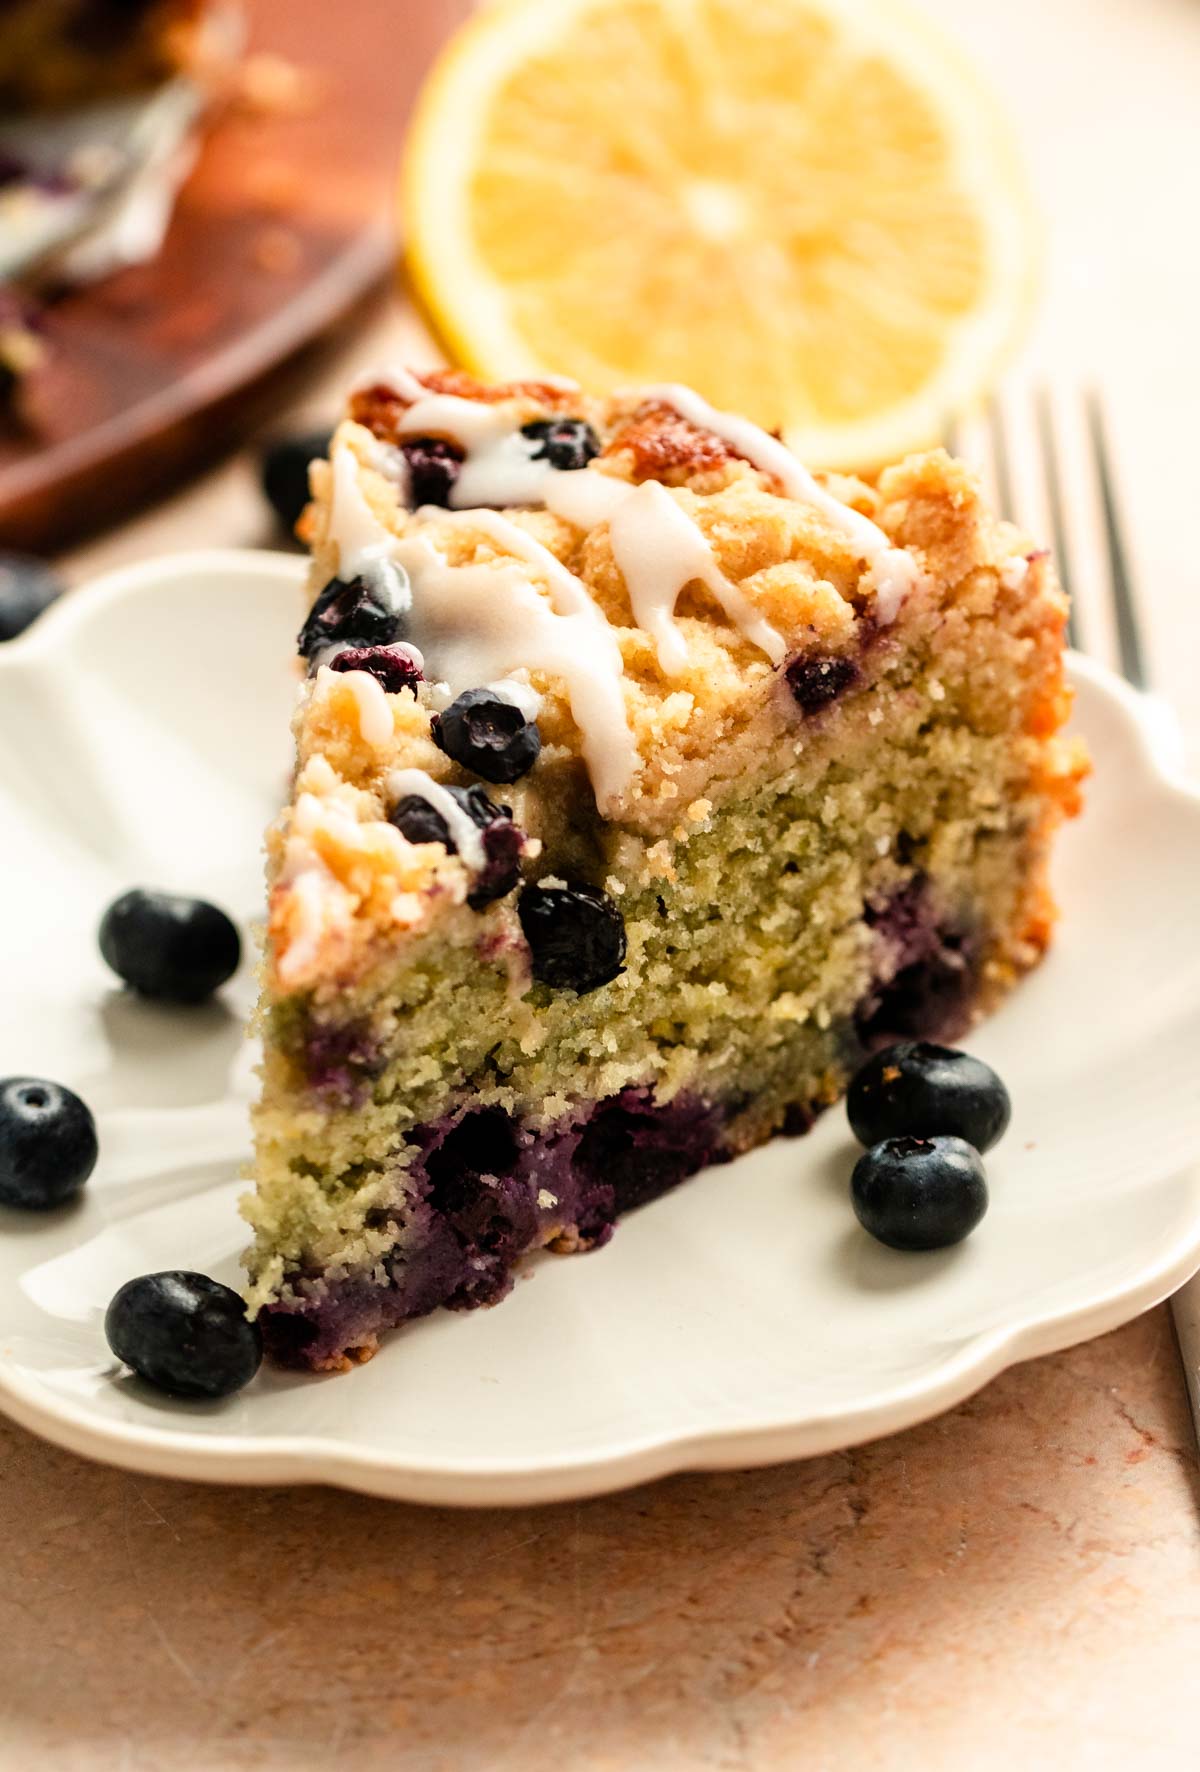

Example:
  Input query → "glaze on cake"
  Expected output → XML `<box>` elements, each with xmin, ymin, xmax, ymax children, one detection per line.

<box><xmin>243</xmin><ymin>368</ymin><xmax>1086</xmax><ymax>1369</ymax></box>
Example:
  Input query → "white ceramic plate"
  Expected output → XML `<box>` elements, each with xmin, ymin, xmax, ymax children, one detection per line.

<box><xmin>1</xmin><ymin>550</ymin><xmax>1198</xmax><ymax>1506</ymax></box>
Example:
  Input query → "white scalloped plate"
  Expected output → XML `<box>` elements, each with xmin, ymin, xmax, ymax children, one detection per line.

<box><xmin>1</xmin><ymin>550</ymin><xmax>1198</xmax><ymax>1506</ymax></box>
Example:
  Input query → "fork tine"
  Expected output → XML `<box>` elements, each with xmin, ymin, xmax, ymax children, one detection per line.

<box><xmin>986</xmin><ymin>395</ymin><xmax>1016</xmax><ymax>522</ymax></box>
<box><xmin>1034</xmin><ymin>388</ymin><xmax>1080</xmax><ymax>651</ymax></box>
<box><xmin>1086</xmin><ymin>391</ymin><xmax>1147</xmax><ymax>688</ymax></box>
<box><xmin>943</xmin><ymin>413</ymin><xmax>962</xmax><ymax>458</ymax></box>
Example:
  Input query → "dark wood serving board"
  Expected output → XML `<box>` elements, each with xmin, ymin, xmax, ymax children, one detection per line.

<box><xmin>0</xmin><ymin>0</ymin><xmax>471</xmax><ymax>552</ymax></box>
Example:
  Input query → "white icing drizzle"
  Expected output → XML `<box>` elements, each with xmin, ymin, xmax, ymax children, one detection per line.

<box><xmin>606</xmin><ymin>478</ymin><xmax>785</xmax><ymax>674</ymax></box>
<box><xmin>325</xmin><ymin>666</ymin><xmax>394</xmax><ymax>748</ymax></box>
<box><xmin>542</xmin><ymin>466</ymin><xmax>631</xmax><ymax>529</ymax></box>
<box><xmin>322</xmin><ymin>372</ymin><xmax>929</xmax><ymax>804</ymax></box>
<box><xmin>636</xmin><ymin>383</ymin><xmax>921</xmax><ymax>624</ymax></box>
<box><xmin>487</xmin><ymin>673</ymin><xmax>543</xmax><ymax>721</ymax></box>
<box><xmin>397</xmin><ymin>392</ymin><xmax>552</xmax><ymax>510</ymax></box>
<box><xmin>447</xmin><ymin>507</ymin><xmax>594</xmax><ymax>617</ymax></box>
<box><xmin>328</xmin><ymin>443</ymin><xmax>412</xmax><ymax>600</ymax></box>
<box><xmin>353</xmin><ymin>371</ymin><xmax>916</xmax><ymax>625</ymax></box>
<box><xmin>385</xmin><ymin>768</ymin><xmax>486</xmax><ymax>870</ymax></box>
<box><xmin>394</xmin><ymin>512</ymin><xmax>636</xmax><ymax>809</ymax></box>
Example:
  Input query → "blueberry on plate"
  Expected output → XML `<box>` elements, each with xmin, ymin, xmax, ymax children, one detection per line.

<box><xmin>520</xmin><ymin>417</ymin><xmax>601</xmax><ymax>472</ymax></box>
<box><xmin>297</xmin><ymin>567</ymin><xmax>409</xmax><ymax>661</ymax></box>
<box><xmin>518</xmin><ymin>882</ymin><xmax>626</xmax><ymax>993</ymax></box>
<box><xmin>99</xmin><ymin>889</ymin><xmax>241</xmax><ymax>1003</ymax></box>
<box><xmin>390</xmin><ymin>783</ymin><xmax>523</xmax><ymax>908</ymax></box>
<box><xmin>433</xmin><ymin>688</ymin><xmax>541</xmax><ymax>784</ymax></box>
<box><xmin>401</xmin><ymin>436</ymin><xmax>464</xmax><ymax>507</ymax></box>
<box><xmin>0</xmin><ymin>1077</ymin><xmax>97</xmax><ymax>1210</ymax></box>
<box><xmin>851</xmin><ymin>1135</ymin><xmax>988</xmax><ymax>1251</ymax></box>
<box><xmin>0</xmin><ymin>552</ymin><xmax>64</xmax><ymax>642</ymax></box>
<box><xmin>259</xmin><ymin>427</ymin><xmax>332</xmax><ymax>534</ymax></box>
<box><xmin>848</xmin><ymin>1041</ymin><xmax>1011</xmax><ymax>1153</ymax></box>
<box><xmin>105</xmin><ymin>1271</ymin><xmax>262</xmax><ymax>1399</ymax></box>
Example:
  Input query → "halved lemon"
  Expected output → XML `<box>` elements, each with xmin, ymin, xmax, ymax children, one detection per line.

<box><xmin>404</xmin><ymin>0</ymin><xmax>1037</xmax><ymax>468</ymax></box>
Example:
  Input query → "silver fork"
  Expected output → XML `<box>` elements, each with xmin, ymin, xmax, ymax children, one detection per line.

<box><xmin>947</xmin><ymin>388</ymin><xmax>1200</xmax><ymax>1443</ymax></box>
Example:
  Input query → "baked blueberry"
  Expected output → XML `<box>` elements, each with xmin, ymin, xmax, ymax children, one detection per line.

<box><xmin>0</xmin><ymin>552</ymin><xmax>63</xmax><ymax>642</ymax></box>
<box><xmin>259</xmin><ymin>427</ymin><xmax>332</xmax><ymax>534</ymax></box>
<box><xmin>520</xmin><ymin>417</ymin><xmax>600</xmax><ymax>471</ymax></box>
<box><xmin>433</xmin><ymin>688</ymin><xmax>541</xmax><ymax>784</ymax></box>
<box><xmin>785</xmin><ymin>654</ymin><xmax>859</xmax><ymax>715</ymax></box>
<box><xmin>851</xmin><ymin>1135</ymin><xmax>988</xmax><ymax>1251</ymax></box>
<box><xmin>105</xmin><ymin>1271</ymin><xmax>262</xmax><ymax>1399</ymax></box>
<box><xmin>848</xmin><ymin>1041</ymin><xmax>1010</xmax><ymax>1153</ymax></box>
<box><xmin>328</xmin><ymin>643</ymin><xmax>422</xmax><ymax>693</ymax></box>
<box><xmin>99</xmin><ymin>889</ymin><xmax>241</xmax><ymax>1003</ymax></box>
<box><xmin>0</xmin><ymin>1077</ymin><xmax>97</xmax><ymax>1210</ymax></box>
<box><xmin>401</xmin><ymin>436</ymin><xmax>464</xmax><ymax>507</ymax></box>
<box><xmin>297</xmin><ymin>568</ymin><xmax>409</xmax><ymax>661</ymax></box>
<box><xmin>390</xmin><ymin>796</ymin><xmax>453</xmax><ymax>848</ymax></box>
<box><xmin>390</xmin><ymin>784</ymin><xmax>523</xmax><ymax>908</ymax></box>
<box><xmin>518</xmin><ymin>883</ymin><xmax>626</xmax><ymax>993</ymax></box>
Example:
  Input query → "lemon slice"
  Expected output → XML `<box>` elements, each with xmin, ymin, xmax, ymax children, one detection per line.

<box><xmin>404</xmin><ymin>0</ymin><xmax>1037</xmax><ymax>467</ymax></box>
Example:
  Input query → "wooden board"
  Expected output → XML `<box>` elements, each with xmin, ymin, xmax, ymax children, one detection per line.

<box><xmin>0</xmin><ymin>0</ymin><xmax>471</xmax><ymax>553</ymax></box>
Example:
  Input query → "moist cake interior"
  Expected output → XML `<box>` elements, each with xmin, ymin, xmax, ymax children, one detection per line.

<box><xmin>244</xmin><ymin>369</ymin><xmax>1086</xmax><ymax>1370</ymax></box>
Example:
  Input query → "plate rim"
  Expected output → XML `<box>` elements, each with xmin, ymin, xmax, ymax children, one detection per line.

<box><xmin>2</xmin><ymin>548</ymin><xmax>1198</xmax><ymax>1507</ymax></box>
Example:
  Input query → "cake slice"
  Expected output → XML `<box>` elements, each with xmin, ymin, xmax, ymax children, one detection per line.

<box><xmin>243</xmin><ymin>368</ymin><xmax>1086</xmax><ymax>1370</ymax></box>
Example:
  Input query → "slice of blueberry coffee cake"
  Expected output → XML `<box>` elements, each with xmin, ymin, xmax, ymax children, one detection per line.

<box><xmin>244</xmin><ymin>367</ymin><xmax>1087</xmax><ymax>1369</ymax></box>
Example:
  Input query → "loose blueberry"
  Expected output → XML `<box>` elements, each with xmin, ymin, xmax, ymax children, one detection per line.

<box><xmin>297</xmin><ymin>567</ymin><xmax>409</xmax><ymax>661</ymax></box>
<box><xmin>0</xmin><ymin>1077</ymin><xmax>97</xmax><ymax>1210</ymax></box>
<box><xmin>433</xmin><ymin>688</ymin><xmax>541</xmax><ymax>784</ymax></box>
<box><xmin>520</xmin><ymin>417</ymin><xmax>601</xmax><ymax>472</ymax></box>
<box><xmin>389</xmin><ymin>784</ymin><xmax>523</xmax><ymax>908</ymax></box>
<box><xmin>848</xmin><ymin>1041</ymin><xmax>1011</xmax><ymax>1153</ymax></box>
<box><xmin>401</xmin><ymin>436</ymin><xmax>464</xmax><ymax>507</ymax></box>
<box><xmin>851</xmin><ymin>1135</ymin><xmax>988</xmax><ymax>1251</ymax></box>
<box><xmin>328</xmin><ymin>643</ymin><xmax>422</xmax><ymax>694</ymax></box>
<box><xmin>105</xmin><ymin>1271</ymin><xmax>262</xmax><ymax>1399</ymax></box>
<box><xmin>99</xmin><ymin>889</ymin><xmax>241</xmax><ymax>1003</ymax></box>
<box><xmin>259</xmin><ymin>427</ymin><xmax>332</xmax><ymax>534</ymax></box>
<box><xmin>518</xmin><ymin>882</ymin><xmax>626</xmax><ymax>993</ymax></box>
<box><xmin>785</xmin><ymin>654</ymin><xmax>859</xmax><ymax>714</ymax></box>
<box><xmin>0</xmin><ymin>552</ymin><xmax>63</xmax><ymax>642</ymax></box>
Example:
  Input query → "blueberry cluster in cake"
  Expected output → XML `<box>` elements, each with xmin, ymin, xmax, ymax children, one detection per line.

<box><xmin>243</xmin><ymin>367</ymin><xmax>1087</xmax><ymax>1370</ymax></box>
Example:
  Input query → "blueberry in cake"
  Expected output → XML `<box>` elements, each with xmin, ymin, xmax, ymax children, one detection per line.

<box><xmin>244</xmin><ymin>367</ymin><xmax>1087</xmax><ymax>1369</ymax></box>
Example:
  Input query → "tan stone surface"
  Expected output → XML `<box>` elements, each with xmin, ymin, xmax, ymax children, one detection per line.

<box><xmin>0</xmin><ymin>1311</ymin><xmax>1196</xmax><ymax>1771</ymax></box>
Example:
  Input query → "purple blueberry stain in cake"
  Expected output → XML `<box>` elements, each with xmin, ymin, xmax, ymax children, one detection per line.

<box><xmin>785</xmin><ymin>653</ymin><xmax>860</xmax><ymax>715</ymax></box>
<box><xmin>855</xmin><ymin>875</ymin><xmax>980</xmax><ymax>1049</ymax></box>
<box><xmin>328</xmin><ymin>643</ymin><xmax>423</xmax><ymax>694</ymax></box>
<box><xmin>572</xmin><ymin>1088</ymin><xmax>728</xmax><ymax>1223</ymax></box>
<box><xmin>259</xmin><ymin>1086</ymin><xmax>730</xmax><ymax>1368</ymax></box>
<box><xmin>300</xmin><ymin>1019</ymin><xmax>383</xmax><ymax>1108</ymax></box>
<box><xmin>401</xmin><ymin>437</ymin><xmax>464</xmax><ymax>507</ymax></box>
<box><xmin>472</xmin><ymin>810</ymin><xmax>525</xmax><ymax>909</ymax></box>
